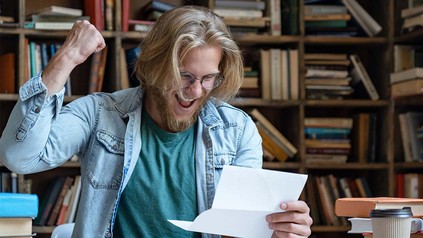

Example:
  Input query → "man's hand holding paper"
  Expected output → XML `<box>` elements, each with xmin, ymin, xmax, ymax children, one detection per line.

<box><xmin>169</xmin><ymin>165</ymin><xmax>312</xmax><ymax>238</ymax></box>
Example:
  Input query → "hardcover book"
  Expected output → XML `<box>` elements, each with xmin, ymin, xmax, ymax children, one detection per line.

<box><xmin>335</xmin><ymin>197</ymin><xmax>423</xmax><ymax>218</ymax></box>
<box><xmin>0</xmin><ymin>193</ymin><xmax>38</xmax><ymax>218</ymax></box>
<box><xmin>0</xmin><ymin>217</ymin><xmax>33</xmax><ymax>237</ymax></box>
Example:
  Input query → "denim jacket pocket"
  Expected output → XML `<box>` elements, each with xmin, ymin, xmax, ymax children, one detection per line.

<box><xmin>87</xmin><ymin>130</ymin><xmax>125</xmax><ymax>190</ymax></box>
<box><xmin>213</xmin><ymin>152</ymin><xmax>235</xmax><ymax>169</ymax></box>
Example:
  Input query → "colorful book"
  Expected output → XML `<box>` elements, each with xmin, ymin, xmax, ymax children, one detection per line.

<box><xmin>0</xmin><ymin>193</ymin><xmax>38</xmax><ymax>218</ymax></box>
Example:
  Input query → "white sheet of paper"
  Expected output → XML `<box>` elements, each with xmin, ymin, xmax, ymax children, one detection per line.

<box><xmin>168</xmin><ymin>165</ymin><xmax>308</xmax><ymax>238</ymax></box>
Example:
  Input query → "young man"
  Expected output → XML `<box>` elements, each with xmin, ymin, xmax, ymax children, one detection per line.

<box><xmin>0</xmin><ymin>6</ymin><xmax>312</xmax><ymax>238</ymax></box>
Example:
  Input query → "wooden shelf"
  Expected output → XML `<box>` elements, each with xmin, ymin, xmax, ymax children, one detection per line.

<box><xmin>1</xmin><ymin>0</ymin><xmax>421</xmax><ymax>237</ymax></box>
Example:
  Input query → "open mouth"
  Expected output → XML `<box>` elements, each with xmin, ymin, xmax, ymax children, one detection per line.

<box><xmin>176</xmin><ymin>94</ymin><xmax>195</xmax><ymax>108</ymax></box>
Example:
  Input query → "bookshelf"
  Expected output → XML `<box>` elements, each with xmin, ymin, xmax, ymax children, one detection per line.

<box><xmin>0</xmin><ymin>0</ymin><xmax>422</xmax><ymax>237</ymax></box>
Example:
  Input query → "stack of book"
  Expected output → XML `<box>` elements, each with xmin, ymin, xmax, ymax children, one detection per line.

<box><xmin>140</xmin><ymin>0</ymin><xmax>176</xmax><ymax>21</ymax></box>
<box><xmin>304</xmin><ymin>117</ymin><xmax>353</xmax><ymax>163</ymax></box>
<box><xmin>401</xmin><ymin>1</ymin><xmax>423</xmax><ymax>32</ymax></box>
<box><xmin>304</xmin><ymin>3</ymin><xmax>356</xmax><ymax>36</ymax></box>
<box><xmin>335</xmin><ymin>197</ymin><xmax>423</xmax><ymax>237</ymax></box>
<box><xmin>25</xmin><ymin>5</ymin><xmax>88</xmax><ymax>30</ymax></box>
<box><xmin>390</xmin><ymin>45</ymin><xmax>423</xmax><ymax>98</ymax></box>
<box><xmin>390</xmin><ymin>67</ymin><xmax>423</xmax><ymax>98</ymax></box>
<box><xmin>249</xmin><ymin>108</ymin><xmax>297</xmax><ymax>162</ymax></box>
<box><xmin>237</xmin><ymin>66</ymin><xmax>261</xmax><ymax>98</ymax></box>
<box><xmin>213</xmin><ymin>0</ymin><xmax>268</xmax><ymax>35</ymax></box>
<box><xmin>304</xmin><ymin>53</ymin><xmax>352</xmax><ymax>99</ymax></box>
<box><xmin>0</xmin><ymin>193</ymin><xmax>38</xmax><ymax>237</ymax></box>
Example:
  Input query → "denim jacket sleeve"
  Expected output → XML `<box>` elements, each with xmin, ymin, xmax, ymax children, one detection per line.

<box><xmin>0</xmin><ymin>74</ymin><xmax>93</xmax><ymax>174</ymax></box>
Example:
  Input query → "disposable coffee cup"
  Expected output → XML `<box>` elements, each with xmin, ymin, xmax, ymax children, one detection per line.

<box><xmin>370</xmin><ymin>207</ymin><xmax>413</xmax><ymax>238</ymax></box>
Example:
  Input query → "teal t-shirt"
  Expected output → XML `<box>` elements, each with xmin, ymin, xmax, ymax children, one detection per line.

<box><xmin>113</xmin><ymin>110</ymin><xmax>201</xmax><ymax>238</ymax></box>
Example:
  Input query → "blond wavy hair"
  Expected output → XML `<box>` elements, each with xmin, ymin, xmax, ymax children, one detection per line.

<box><xmin>135</xmin><ymin>5</ymin><xmax>243</xmax><ymax>102</ymax></box>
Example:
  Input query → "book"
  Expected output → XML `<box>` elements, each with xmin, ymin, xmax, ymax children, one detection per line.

<box><xmin>403</xmin><ymin>13</ymin><xmax>423</xmax><ymax>30</ymax></box>
<box><xmin>390</xmin><ymin>67</ymin><xmax>423</xmax><ymax>84</ymax></box>
<box><xmin>84</xmin><ymin>0</ymin><xmax>104</xmax><ymax>30</ymax></box>
<box><xmin>348</xmin><ymin>217</ymin><xmax>423</xmax><ymax>234</ymax></box>
<box><xmin>0</xmin><ymin>217</ymin><xmax>33</xmax><ymax>237</ymax></box>
<box><xmin>0</xmin><ymin>52</ymin><xmax>15</xmax><ymax>94</ymax></box>
<box><xmin>255</xmin><ymin>122</ymin><xmax>289</xmax><ymax>162</ymax></box>
<box><xmin>288</xmin><ymin>48</ymin><xmax>299</xmax><ymax>100</ymax></box>
<box><xmin>267</xmin><ymin>0</ymin><xmax>281</xmax><ymax>35</ymax></box>
<box><xmin>281</xmin><ymin>0</ymin><xmax>299</xmax><ymax>35</ymax></box>
<box><xmin>120</xmin><ymin>48</ymin><xmax>130</xmax><ymax>89</ymax></box>
<box><xmin>363</xmin><ymin>231</ymin><xmax>423</xmax><ymax>238</ymax></box>
<box><xmin>341</xmin><ymin>0</ymin><xmax>382</xmax><ymax>36</ymax></box>
<box><xmin>141</xmin><ymin>0</ymin><xmax>176</xmax><ymax>13</ymax></box>
<box><xmin>35</xmin><ymin>176</ymin><xmax>66</xmax><ymax>225</ymax></box>
<box><xmin>335</xmin><ymin>197</ymin><xmax>423</xmax><ymax>218</ymax></box>
<box><xmin>391</xmin><ymin>78</ymin><xmax>423</xmax><ymax>98</ymax></box>
<box><xmin>260</xmin><ymin>49</ymin><xmax>271</xmax><ymax>100</ymax></box>
<box><xmin>96</xmin><ymin>46</ymin><xmax>109</xmax><ymax>92</ymax></box>
<box><xmin>352</xmin><ymin>113</ymin><xmax>370</xmax><ymax>163</ymax></box>
<box><xmin>304</xmin><ymin>4</ymin><xmax>347</xmax><ymax>16</ymax></box>
<box><xmin>215</xmin><ymin>0</ymin><xmax>266</xmax><ymax>10</ymax></box>
<box><xmin>105</xmin><ymin>0</ymin><xmax>114</xmax><ymax>31</ymax></box>
<box><xmin>350</xmin><ymin>54</ymin><xmax>379</xmax><ymax>100</ymax></box>
<box><xmin>64</xmin><ymin>175</ymin><xmax>81</xmax><ymax>223</ymax></box>
<box><xmin>304</xmin><ymin>154</ymin><xmax>348</xmax><ymax>164</ymax></box>
<box><xmin>55</xmin><ymin>187</ymin><xmax>72</xmax><ymax>225</ymax></box>
<box><xmin>34</xmin><ymin>21</ymin><xmax>75</xmax><ymax>30</ymax></box>
<box><xmin>241</xmin><ymin>76</ymin><xmax>259</xmax><ymax>89</ymax></box>
<box><xmin>128</xmin><ymin>20</ymin><xmax>154</xmax><ymax>32</ymax></box>
<box><xmin>0</xmin><ymin>193</ymin><xmax>38</xmax><ymax>218</ymax></box>
<box><xmin>304</xmin><ymin>13</ymin><xmax>351</xmax><ymax>21</ymax></box>
<box><xmin>249</xmin><ymin>108</ymin><xmax>297</xmax><ymax>157</ymax></box>
<box><xmin>305</xmin><ymin>53</ymin><xmax>348</xmax><ymax>61</ymax></box>
<box><xmin>214</xmin><ymin>8</ymin><xmax>263</xmax><ymax>18</ymax></box>
<box><xmin>89</xmin><ymin>51</ymin><xmax>102</xmax><ymax>93</ymax></box>
<box><xmin>305</xmin><ymin>77</ymin><xmax>351</xmax><ymax>86</ymax></box>
<box><xmin>393</xmin><ymin>45</ymin><xmax>415</xmax><ymax>72</ymax></box>
<box><xmin>28</xmin><ymin>5</ymin><xmax>82</xmax><ymax>17</ymax></box>
<box><xmin>46</xmin><ymin>176</ymin><xmax>74</xmax><ymax>226</ymax></box>
<box><xmin>399</xmin><ymin>112</ymin><xmax>423</xmax><ymax>161</ymax></box>
<box><xmin>305</xmin><ymin>139</ymin><xmax>351</xmax><ymax>149</ymax></box>
<box><xmin>305</xmin><ymin>68</ymin><xmax>349</xmax><ymax>78</ymax></box>
<box><xmin>305</xmin><ymin>117</ymin><xmax>353</xmax><ymax>128</ymax></box>
<box><xmin>402</xmin><ymin>5</ymin><xmax>423</xmax><ymax>18</ymax></box>
<box><xmin>270</xmin><ymin>48</ymin><xmax>281</xmax><ymax>100</ymax></box>
<box><xmin>121</xmin><ymin>0</ymin><xmax>130</xmax><ymax>32</ymax></box>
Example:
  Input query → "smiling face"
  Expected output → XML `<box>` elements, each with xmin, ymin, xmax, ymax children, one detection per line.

<box><xmin>144</xmin><ymin>46</ymin><xmax>222</xmax><ymax>132</ymax></box>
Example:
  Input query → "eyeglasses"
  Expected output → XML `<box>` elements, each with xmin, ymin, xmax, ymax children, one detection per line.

<box><xmin>179</xmin><ymin>71</ymin><xmax>223</xmax><ymax>90</ymax></box>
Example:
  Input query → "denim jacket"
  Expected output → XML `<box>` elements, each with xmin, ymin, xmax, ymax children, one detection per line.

<box><xmin>0</xmin><ymin>75</ymin><xmax>263</xmax><ymax>238</ymax></box>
